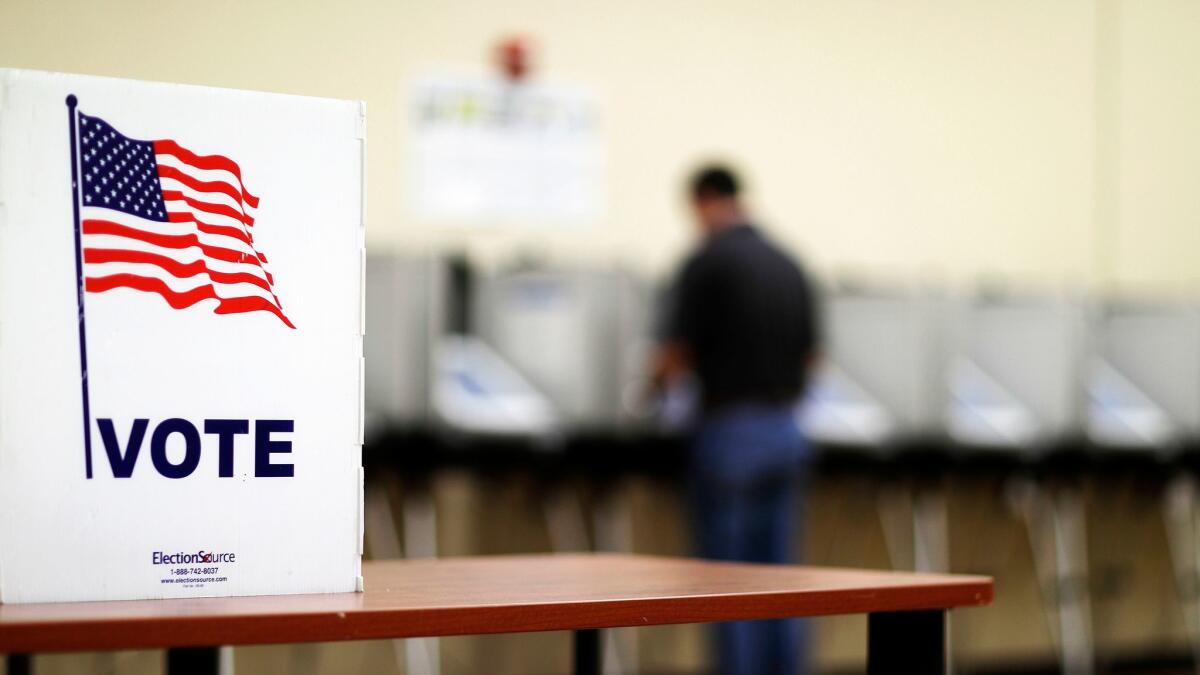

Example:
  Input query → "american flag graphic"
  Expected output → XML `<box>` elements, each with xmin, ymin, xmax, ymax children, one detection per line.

<box><xmin>75</xmin><ymin>112</ymin><xmax>294</xmax><ymax>328</ymax></box>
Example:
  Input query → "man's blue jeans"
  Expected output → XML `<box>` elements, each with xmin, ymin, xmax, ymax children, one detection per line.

<box><xmin>690</xmin><ymin>405</ymin><xmax>809</xmax><ymax>675</ymax></box>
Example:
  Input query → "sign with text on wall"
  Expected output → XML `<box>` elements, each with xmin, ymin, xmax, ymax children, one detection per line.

<box><xmin>406</xmin><ymin>73</ymin><xmax>604</xmax><ymax>226</ymax></box>
<box><xmin>0</xmin><ymin>69</ymin><xmax>365</xmax><ymax>603</ymax></box>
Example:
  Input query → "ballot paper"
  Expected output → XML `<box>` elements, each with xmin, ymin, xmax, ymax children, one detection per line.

<box><xmin>0</xmin><ymin>69</ymin><xmax>365</xmax><ymax>603</ymax></box>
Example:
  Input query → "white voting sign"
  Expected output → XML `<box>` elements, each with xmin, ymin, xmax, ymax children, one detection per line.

<box><xmin>0</xmin><ymin>70</ymin><xmax>365</xmax><ymax>603</ymax></box>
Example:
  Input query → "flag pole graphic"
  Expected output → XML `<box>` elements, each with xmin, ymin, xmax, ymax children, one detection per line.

<box><xmin>66</xmin><ymin>94</ymin><xmax>93</xmax><ymax>479</ymax></box>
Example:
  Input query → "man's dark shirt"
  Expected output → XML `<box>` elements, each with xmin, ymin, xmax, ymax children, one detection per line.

<box><xmin>667</xmin><ymin>224</ymin><xmax>819</xmax><ymax>412</ymax></box>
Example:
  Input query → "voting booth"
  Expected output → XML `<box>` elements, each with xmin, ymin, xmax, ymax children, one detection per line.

<box><xmin>475</xmin><ymin>266</ymin><xmax>653</xmax><ymax>433</ymax></box>
<box><xmin>364</xmin><ymin>254</ymin><xmax>446</xmax><ymax>438</ymax></box>
<box><xmin>801</xmin><ymin>284</ymin><xmax>948</xmax><ymax>452</ymax></box>
<box><xmin>0</xmin><ymin>70</ymin><xmax>365</xmax><ymax>603</ymax></box>
<box><xmin>947</xmin><ymin>293</ymin><xmax>1087</xmax><ymax>453</ymax></box>
<box><xmin>1086</xmin><ymin>301</ymin><xmax>1200</xmax><ymax>451</ymax></box>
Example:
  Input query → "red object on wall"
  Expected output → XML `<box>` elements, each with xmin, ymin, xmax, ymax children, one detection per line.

<box><xmin>495</xmin><ymin>36</ymin><xmax>533</xmax><ymax>82</ymax></box>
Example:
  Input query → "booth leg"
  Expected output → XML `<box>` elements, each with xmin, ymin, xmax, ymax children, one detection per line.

<box><xmin>166</xmin><ymin>646</ymin><xmax>219</xmax><ymax>675</ymax></box>
<box><xmin>1163</xmin><ymin>473</ymin><xmax>1200</xmax><ymax>670</ymax></box>
<box><xmin>401</xmin><ymin>484</ymin><xmax>442</xmax><ymax>675</ymax></box>
<box><xmin>1010</xmin><ymin>478</ymin><xmax>1095</xmax><ymax>675</ymax></box>
<box><xmin>574</xmin><ymin>628</ymin><xmax>602</xmax><ymax>675</ymax></box>
<box><xmin>867</xmin><ymin>610</ymin><xmax>945</xmax><ymax>675</ymax></box>
<box><xmin>6</xmin><ymin>654</ymin><xmax>31</xmax><ymax>675</ymax></box>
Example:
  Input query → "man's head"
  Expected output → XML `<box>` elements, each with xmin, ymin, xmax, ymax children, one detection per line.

<box><xmin>688</xmin><ymin>164</ymin><xmax>745</xmax><ymax>236</ymax></box>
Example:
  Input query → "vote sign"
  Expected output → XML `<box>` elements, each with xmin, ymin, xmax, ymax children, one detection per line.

<box><xmin>0</xmin><ymin>70</ymin><xmax>365</xmax><ymax>603</ymax></box>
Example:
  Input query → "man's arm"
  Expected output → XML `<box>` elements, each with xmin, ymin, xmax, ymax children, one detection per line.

<box><xmin>649</xmin><ymin>254</ymin><xmax>703</xmax><ymax>394</ymax></box>
<box><xmin>798</xmin><ymin>264</ymin><xmax>822</xmax><ymax>381</ymax></box>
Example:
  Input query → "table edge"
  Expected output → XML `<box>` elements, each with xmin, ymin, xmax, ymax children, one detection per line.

<box><xmin>0</xmin><ymin>579</ymin><xmax>993</xmax><ymax>653</ymax></box>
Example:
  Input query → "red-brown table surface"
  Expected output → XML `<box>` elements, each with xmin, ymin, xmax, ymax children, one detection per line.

<box><xmin>0</xmin><ymin>553</ymin><xmax>993</xmax><ymax>653</ymax></box>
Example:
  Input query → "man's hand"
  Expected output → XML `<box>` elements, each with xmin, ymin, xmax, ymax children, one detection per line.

<box><xmin>650</xmin><ymin>340</ymin><xmax>691</xmax><ymax>393</ymax></box>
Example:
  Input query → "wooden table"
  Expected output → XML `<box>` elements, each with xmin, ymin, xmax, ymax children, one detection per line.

<box><xmin>0</xmin><ymin>553</ymin><xmax>992</xmax><ymax>675</ymax></box>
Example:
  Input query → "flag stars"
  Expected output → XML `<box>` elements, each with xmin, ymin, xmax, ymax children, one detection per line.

<box><xmin>78</xmin><ymin>116</ymin><xmax>170</xmax><ymax>223</ymax></box>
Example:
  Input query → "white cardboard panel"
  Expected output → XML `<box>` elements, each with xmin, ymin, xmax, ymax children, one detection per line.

<box><xmin>0</xmin><ymin>69</ymin><xmax>364</xmax><ymax>603</ymax></box>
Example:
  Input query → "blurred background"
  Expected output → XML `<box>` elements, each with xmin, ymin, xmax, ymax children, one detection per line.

<box><xmin>4</xmin><ymin>0</ymin><xmax>1200</xmax><ymax>673</ymax></box>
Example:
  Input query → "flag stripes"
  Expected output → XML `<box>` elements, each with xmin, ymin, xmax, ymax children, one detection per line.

<box><xmin>76</xmin><ymin>112</ymin><xmax>293</xmax><ymax>328</ymax></box>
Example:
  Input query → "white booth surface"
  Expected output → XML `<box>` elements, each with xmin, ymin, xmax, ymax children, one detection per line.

<box><xmin>947</xmin><ymin>296</ymin><xmax>1087</xmax><ymax>452</ymax></box>
<box><xmin>801</xmin><ymin>288</ymin><xmax>948</xmax><ymax>449</ymax></box>
<box><xmin>0</xmin><ymin>69</ymin><xmax>365</xmax><ymax>603</ymax></box>
<box><xmin>1086</xmin><ymin>303</ymin><xmax>1200</xmax><ymax>450</ymax></box>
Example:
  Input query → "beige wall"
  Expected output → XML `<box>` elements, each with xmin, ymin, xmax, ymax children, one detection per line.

<box><xmin>1111</xmin><ymin>0</ymin><xmax>1200</xmax><ymax>293</ymax></box>
<box><xmin>0</xmin><ymin>0</ymin><xmax>1195</xmax><ymax>289</ymax></box>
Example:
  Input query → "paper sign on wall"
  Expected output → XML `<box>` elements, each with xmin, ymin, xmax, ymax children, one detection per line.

<box><xmin>0</xmin><ymin>69</ymin><xmax>365</xmax><ymax>603</ymax></box>
<box><xmin>406</xmin><ymin>73</ymin><xmax>604</xmax><ymax>226</ymax></box>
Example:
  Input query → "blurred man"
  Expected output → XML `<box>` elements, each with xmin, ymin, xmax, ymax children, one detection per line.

<box><xmin>653</xmin><ymin>165</ymin><xmax>820</xmax><ymax>675</ymax></box>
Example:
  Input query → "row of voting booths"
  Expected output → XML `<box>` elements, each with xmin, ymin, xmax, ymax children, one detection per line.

<box><xmin>364</xmin><ymin>251</ymin><xmax>1200</xmax><ymax>674</ymax></box>
<box><xmin>806</xmin><ymin>287</ymin><xmax>1200</xmax><ymax>675</ymax></box>
<box><xmin>363</xmin><ymin>255</ymin><xmax>662</xmax><ymax>674</ymax></box>
<box><xmin>365</xmin><ymin>255</ymin><xmax>655</xmax><ymax>442</ymax></box>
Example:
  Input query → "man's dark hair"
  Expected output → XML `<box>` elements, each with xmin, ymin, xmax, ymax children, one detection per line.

<box><xmin>690</xmin><ymin>165</ymin><xmax>740</xmax><ymax>200</ymax></box>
